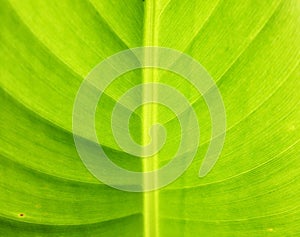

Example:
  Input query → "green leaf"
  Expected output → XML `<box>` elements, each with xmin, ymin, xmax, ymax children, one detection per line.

<box><xmin>1</xmin><ymin>0</ymin><xmax>299</xmax><ymax>236</ymax></box>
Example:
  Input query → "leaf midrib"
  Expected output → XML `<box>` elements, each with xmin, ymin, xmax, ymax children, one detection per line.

<box><xmin>142</xmin><ymin>1</ymin><xmax>160</xmax><ymax>237</ymax></box>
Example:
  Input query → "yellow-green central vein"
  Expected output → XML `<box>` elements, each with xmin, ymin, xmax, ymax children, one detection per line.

<box><xmin>142</xmin><ymin>1</ymin><xmax>159</xmax><ymax>237</ymax></box>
